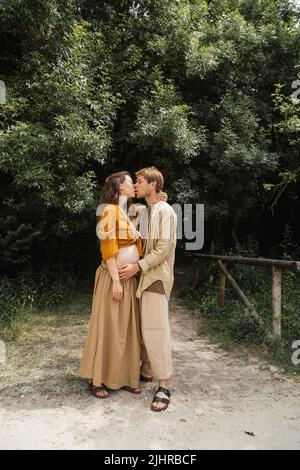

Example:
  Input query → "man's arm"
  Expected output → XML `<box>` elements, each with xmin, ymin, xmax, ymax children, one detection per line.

<box><xmin>118</xmin><ymin>210</ymin><xmax>176</xmax><ymax>280</ymax></box>
<box><xmin>138</xmin><ymin>213</ymin><xmax>176</xmax><ymax>273</ymax></box>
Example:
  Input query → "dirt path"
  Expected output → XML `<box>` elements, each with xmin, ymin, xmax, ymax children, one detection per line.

<box><xmin>1</xmin><ymin>267</ymin><xmax>300</xmax><ymax>450</ymax></box>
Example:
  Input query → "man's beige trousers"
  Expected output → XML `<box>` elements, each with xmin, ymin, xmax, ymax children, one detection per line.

<box><xmin>139</xmin><ymin>291</ymin><xmax>173</xmax><ymax>380</ymax></box>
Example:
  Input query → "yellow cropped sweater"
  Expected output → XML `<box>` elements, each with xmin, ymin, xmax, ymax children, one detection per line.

<box><xmin>96</xmin><ymin>204</ymin><xmax>142</xmax><ymax>261</ymax></box>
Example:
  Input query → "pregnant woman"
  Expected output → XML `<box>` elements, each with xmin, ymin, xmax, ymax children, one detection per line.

<box><xmin>78</xmin><ymin>171</ymin><xmax>166</xmax><ymax>399</ymax></box>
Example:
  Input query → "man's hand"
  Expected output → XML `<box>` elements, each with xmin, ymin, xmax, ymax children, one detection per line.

<box><xmin>118</xmin><ymin>263</ymin><xmax>140</xmax><ymax>281</ymax></box>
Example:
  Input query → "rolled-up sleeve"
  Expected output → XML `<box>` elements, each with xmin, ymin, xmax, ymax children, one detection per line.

<box><xmin>96</xmin><ymin>205</ymin><xmax>118</xmax><ymax>260</ymax></box>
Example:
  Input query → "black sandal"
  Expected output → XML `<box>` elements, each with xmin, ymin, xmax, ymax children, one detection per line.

<box><xmin>151</xmin><ymin>386</ymin><xmax>171</xmax><ymax>412</ymax></box>
<box><xmin>89</xmin><ymin>383</ymin><xmax>109</xmax><ymax>399</ymax></box>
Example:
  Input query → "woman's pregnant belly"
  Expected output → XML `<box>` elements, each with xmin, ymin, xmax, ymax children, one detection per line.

<box><xmin>115</xmin><ymin>244</ymin><xmax>140</xmax><ymax>268</ymax></box>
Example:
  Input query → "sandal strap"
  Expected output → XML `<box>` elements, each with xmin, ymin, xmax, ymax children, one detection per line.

<box><xmin>152</xmin><ymin>396</ymin><xmax>169</xmax><ymax>404</ymax></box>
<box><xmin>89</xmin><ymin>384</ymin><xmax>107</xmax><ymax>394</ymax></box>
<box><xmin>157</xmin><ymin>386</ymin><xmax>171</xmax><ymax>397</ymax></box>
<box><xmin>91</xmin><ymin>388</ymin><xmax>109</xmax><ymax>399</ymax></box>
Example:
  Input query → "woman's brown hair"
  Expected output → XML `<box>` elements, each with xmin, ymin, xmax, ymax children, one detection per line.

<box><xmin>98</xmin><ymin>171</ymin><xmax>131</xmax><ymax>205</ymax></box>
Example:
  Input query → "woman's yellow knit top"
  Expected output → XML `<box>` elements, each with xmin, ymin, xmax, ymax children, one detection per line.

<box><xmin>97</xmin><ymin>203</ymin><xmax>142</xmax><ymax>261</ymax></box>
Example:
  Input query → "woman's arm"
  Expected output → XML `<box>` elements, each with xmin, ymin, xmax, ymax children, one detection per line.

<box><xmin>97</xmin><ymin>204</ymin><xmax>123</xmax><ymax>302</ymax></box>
<box><xmin>106</xmin><ymin>257</ymin><xmax>123</xmax><ymax>302</ymax></box>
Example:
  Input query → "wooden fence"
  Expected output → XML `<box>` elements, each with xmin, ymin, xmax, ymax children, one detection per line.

<box><xmin>190</xmin><ymin>253</ymin><xmax>300</xmax><ymax>341</ymax></box>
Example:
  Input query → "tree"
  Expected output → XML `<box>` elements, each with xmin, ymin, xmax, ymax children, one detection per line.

<box><xmin>1</xmin><ymin>0</ymin><xmax>300</xmax><ymax>272</ymax></box>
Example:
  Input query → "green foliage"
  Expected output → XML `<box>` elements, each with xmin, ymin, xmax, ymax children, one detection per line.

<box><xmin>131</xmin><ymin>79</ymin><xmax>207</xmax><ymax>162</ymax></box>
<box><xmin>0</xmin><ymin>5</ymin><xmax>115</xmax><ymax>267</ymax></box>
<box><xmin>263</xmin><ymin>82</ymin><xmax>300</xmax><ymax>212</ymax></box>
<box><xmin>1</xmin><ymin>0</ymin><xmax>300</xmax><ymax>270</ymax></box>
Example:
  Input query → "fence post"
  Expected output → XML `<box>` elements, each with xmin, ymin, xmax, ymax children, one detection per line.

<box><xmin>272</xmin><ymin>266</ymin><xmax>282</xmax><ymax>341</ymax></box>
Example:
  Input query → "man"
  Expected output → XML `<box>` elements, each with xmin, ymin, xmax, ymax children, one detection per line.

<box><xmin>118</xmin><ymin>166</ymin><xmax>177</xmax><ymax>412</ymax></box>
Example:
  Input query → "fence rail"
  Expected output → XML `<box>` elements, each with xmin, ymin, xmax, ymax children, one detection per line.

<box><xmin>189</xmin><ymin>253</ymin><xmax>300</xmax><ymax>341</ymax></box>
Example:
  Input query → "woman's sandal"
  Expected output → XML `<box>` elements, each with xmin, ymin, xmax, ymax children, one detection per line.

<box><xmin>151</xmin><ymin>386</ymin><xmax>171</xmax><ymax>412</ymax></box>
<box><xmin>89</xmin><ymin>383</ymin><xmax>109</xmax><ymax>399</ymax></box>
<box><xmin>121</xmin><ymin>386</ymin><xmax>142</xmax><ymax>394</ymax></box>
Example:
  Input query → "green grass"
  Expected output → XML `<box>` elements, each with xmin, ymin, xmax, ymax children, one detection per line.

<box><xmin>0</xmin><ymin>270</ymin><xmax>93</xmax><ymax>342</ymax></box>
<box><xmin>182</xmin><ymin>262</ymin><xmax>300</xmax><ymax>373</ymax></box>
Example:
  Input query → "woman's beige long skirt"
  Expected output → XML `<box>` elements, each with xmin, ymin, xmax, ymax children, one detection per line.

<box><xmin>78</xmin><ymin>263</ymin><xmax>141</xmax><ymax>389</ymax></box>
